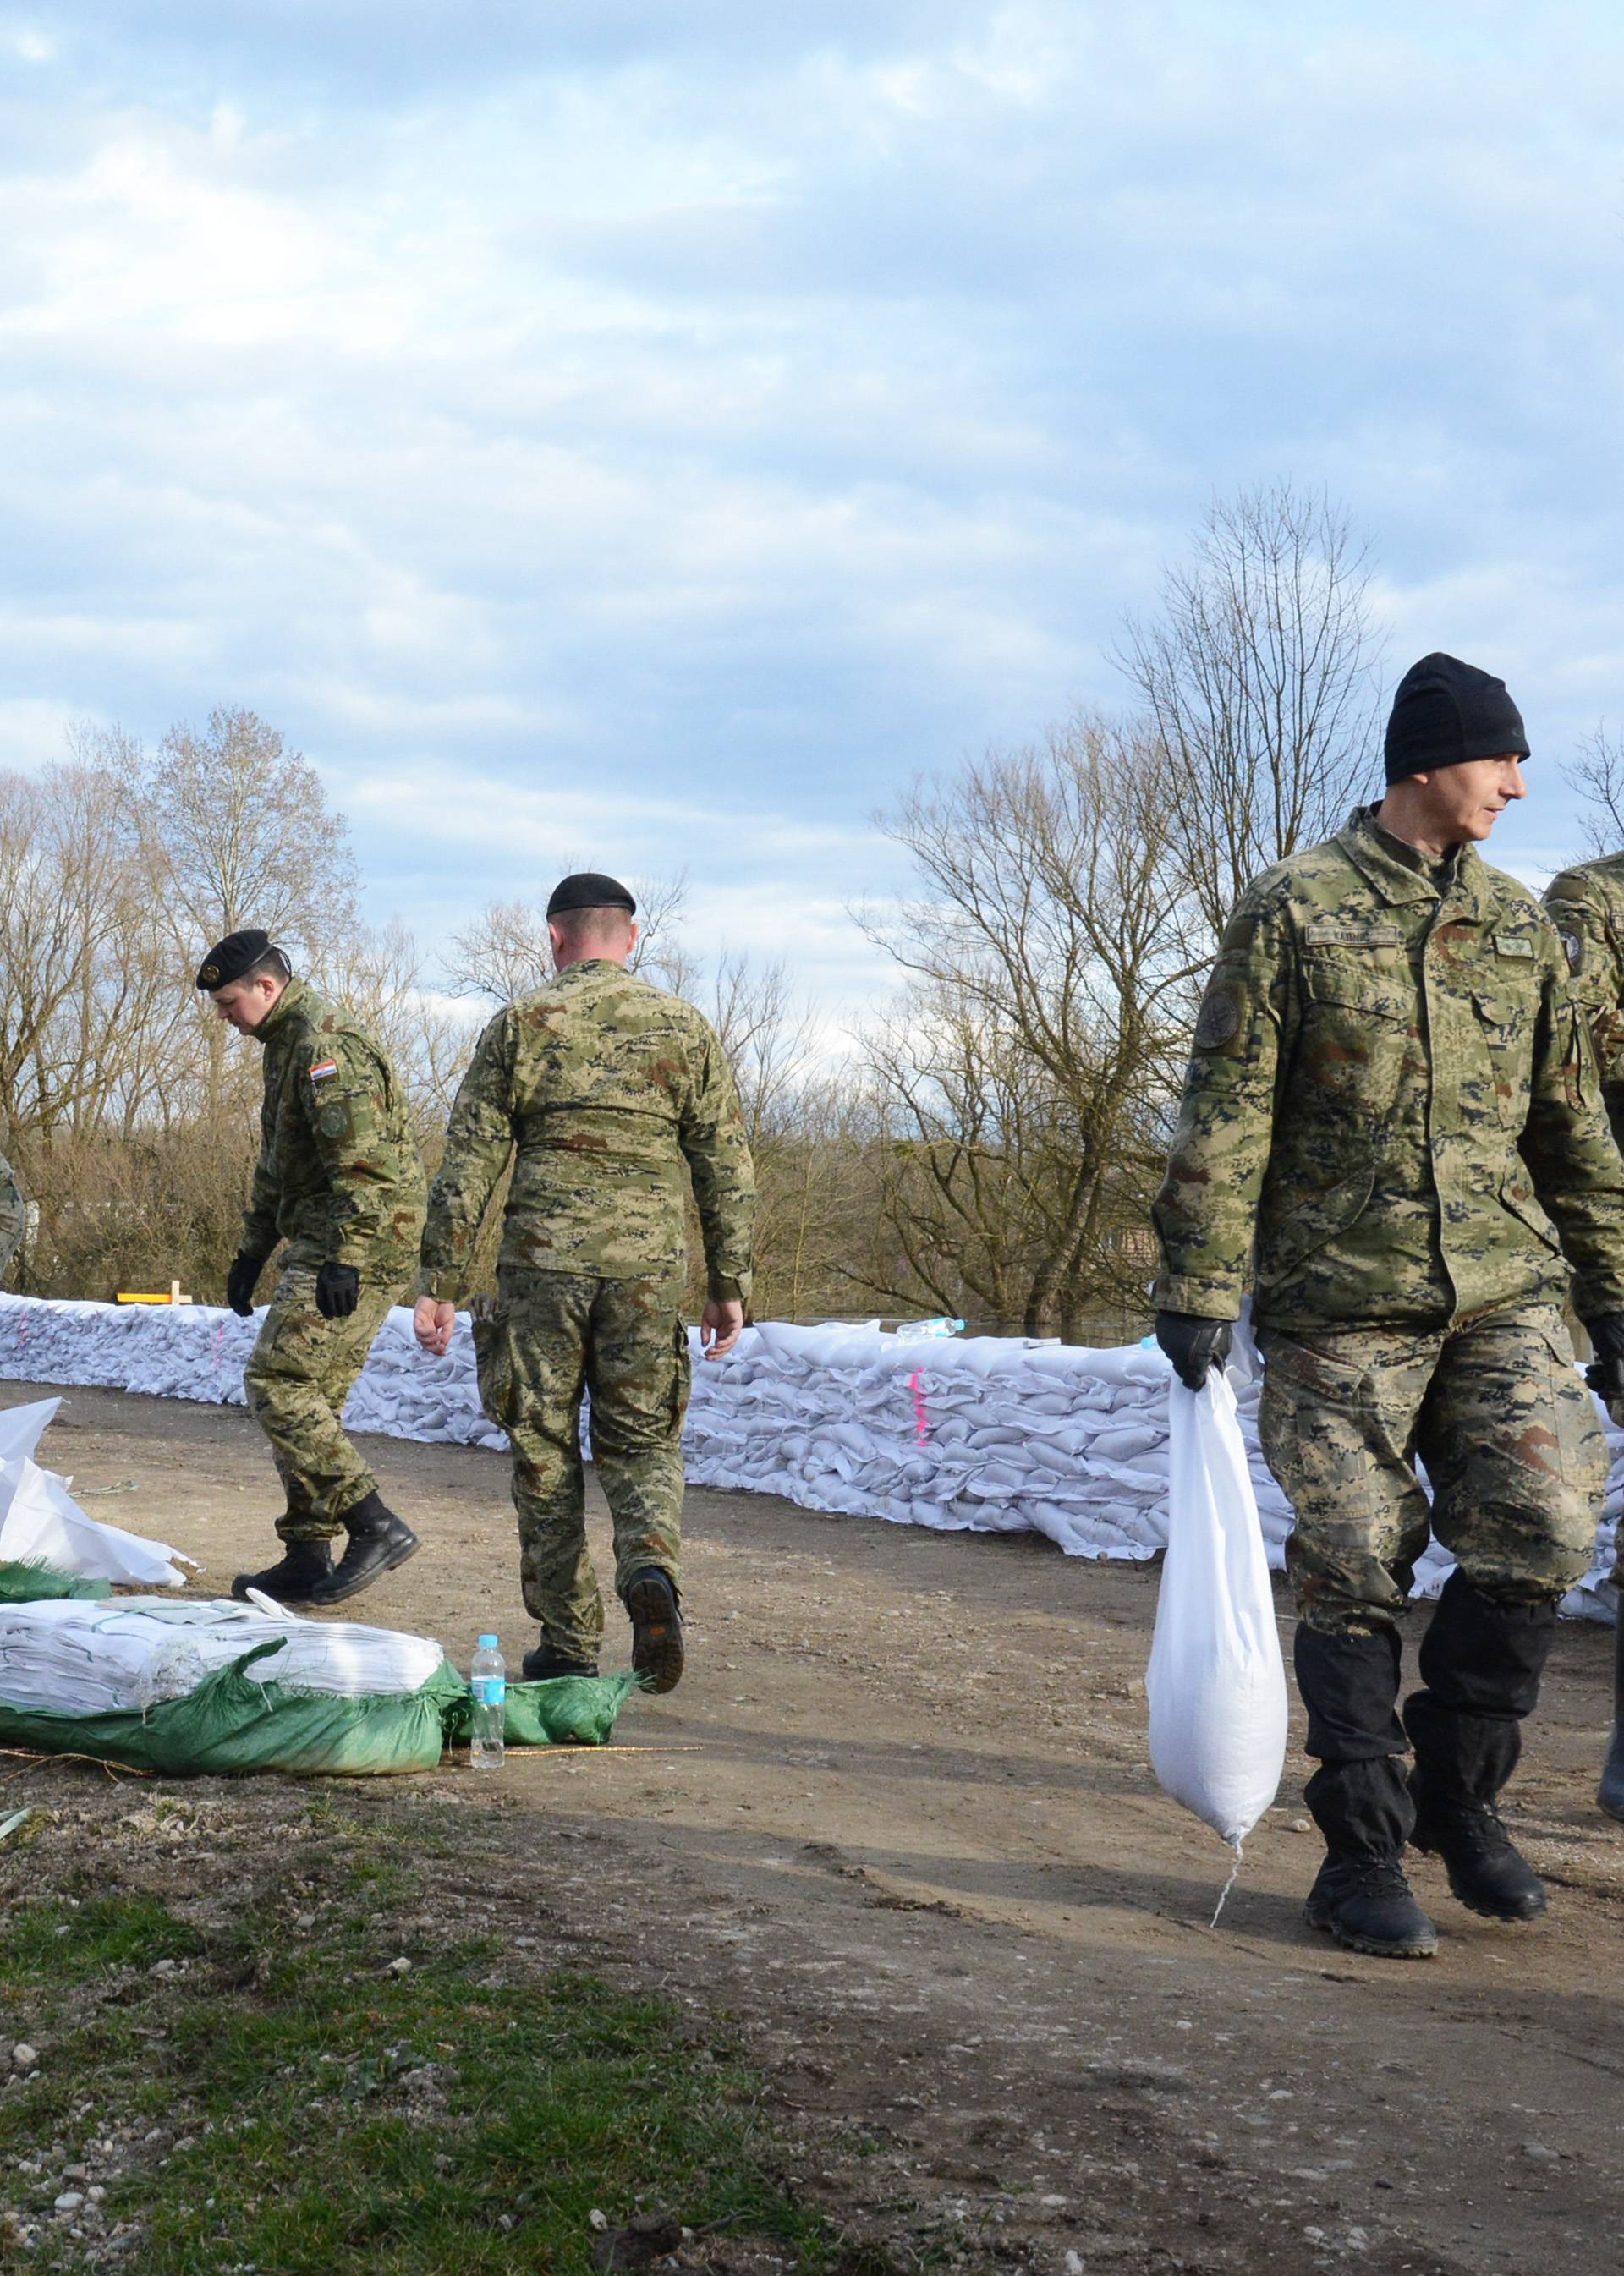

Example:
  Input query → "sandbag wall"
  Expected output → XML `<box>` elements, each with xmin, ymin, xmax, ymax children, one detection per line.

<box><xmin>0</xmin><ymin>1297</ymin><xmax>1616</xmax><ymax>1616</ymax></box>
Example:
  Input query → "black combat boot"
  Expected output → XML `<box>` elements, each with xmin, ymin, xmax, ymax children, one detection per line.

<box><xmin>521</xmin><ymin>1646</ymin><xmax>601</xmax><ymax>1681</ymax></box>
<box><xmin>308</xmin><ymin>1490</ymin><xmax>419</xmax><ymax>1605</ymax></box>
<box><xmin>1408</xmin><ymin>1714</ymin><xmax>1546</xmax><ymax>1919</ymax></box>
<box><xmin>1294</xmin><ymin>1625</ymin><xmax>1437</xmax><ymax>1959</ymax></box>
<box><xmin>1404</xmin><ymin>1574</ymin><xmax>1552</xmax><ymax>1922</ymax></box>
<box><xmin>1302</xmin><ymin>1758</ymin><xmax>1438</xmax><ymax>1958</ymax></box>
<box><xmin>624</xmin><ymin>1566</ymin><xmax>683</xmax><ymax>1694</ymax></box>
<box><xmin>232</xmin><ymin>1540</ymin><xmax>332</xmax><ymax>1605</ymax></box>
<box><xmin>1600</xmin><ymin>1617</ymin><xmax>1624</xmax><ymax>1824</ymax></box>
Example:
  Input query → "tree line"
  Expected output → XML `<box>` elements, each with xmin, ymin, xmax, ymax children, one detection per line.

<box><xmin>14</xmin><ymin>483</ymin><xmax>1568</xmax><ymax>1339</ymax></box>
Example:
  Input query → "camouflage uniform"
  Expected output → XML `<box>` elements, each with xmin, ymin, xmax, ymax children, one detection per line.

<box><xmin>1544</xmin><ymin>853</ymin><xmax>1624</xmax><ymax>1153</ymax></box>
<box><xmin>239</xmin><ymin>977</ymin><xmax>425</xmax><ymax>1539</ymax></box>
<box><xmin>420</xmin><ymin>959</ymin><xmax>754</xmax><ymax>1663</ymax></box>
<box><xmin>1154</xmin><ymin>803</ymin><xmax>1624</xmax><ymax>1634</ymax></box>
<box><xmin>1543</xmin><ymin>853</ymin><xmax>1624</xmax><ymax>1584</ymax></box>
<box><xmin>0</xmin><ymin>1152</ymin><xmax>24</xmax><ymax>1284</ymax></box>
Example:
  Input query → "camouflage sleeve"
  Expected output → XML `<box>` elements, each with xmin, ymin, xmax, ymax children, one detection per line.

<box><xmin>677</xmin><ymin>1021</ymin><xmax>756</xmax><ymax>1303</ymax></box>
<box><xmin>1543</xmin><ymin>868</ymin><xmax>1624</xmax><ymax>1153</ymax></box>
<box><xmin>304</xmin><ymin>1032</ymin><xmax>416</xmax><ymax>1270</ymax></box>
<box><xmin>1518</xmin><ymin>927</ymin><xmax>1624</xmax><ymax>1320</ymax></box>
<box><xmin>1151</xmin><ymin>890</ymin><xmax>1291</xmax><ymax>1320</ymax></box>
<box><xmin>240</xmin><ymin>1133</ymin><xmax>281</xmax><ymax>1260</ymax></box>
<box><xmin>419</xmin><ymin>1011</ymin><xmax>518</xmax><ymax>1303</ymax></box>
<box><xmin>0</xmin><ymin>1152</ymin><xmax>25</xmax><ymax>1281</ymax></box>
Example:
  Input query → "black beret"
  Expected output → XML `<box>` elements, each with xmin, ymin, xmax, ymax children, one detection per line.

<box><xmin>1384</xmin><ymin>652</ymin><xmax>1529</xmax><ymax>785</ymax></box>
<box><xmin>546</xmin><ymin>872</ymin><xmax>636</xmax><ymax>919</ymax></box>
<box><xmin>195</xmin><ymin>928</ymin><xmax>274</xmax><ymax>990</ymax></box>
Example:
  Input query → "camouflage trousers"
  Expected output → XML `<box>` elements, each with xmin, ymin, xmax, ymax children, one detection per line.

<box><xmin>471</xmin><ymin>1266</ymin><xmax>690</xmax><ymax>1663</ymax></box>
<box><xmin>1257</xmin><ymin>1303</ymin><xmax>1605</xmax><ymax>1636</ymax></box>
<box><xmin>242</xmin><ymin>1248</ymin><xmax>410</xmax><ymax>1538</ymax></box>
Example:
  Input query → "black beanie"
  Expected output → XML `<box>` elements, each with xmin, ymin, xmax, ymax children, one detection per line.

<box><xmin>1383</xmin><ymin>652</ymin><xmax>1529</xmax><ymax>786</ymax></box>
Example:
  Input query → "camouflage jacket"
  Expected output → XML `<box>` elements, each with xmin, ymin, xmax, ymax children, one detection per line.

<box><xmin>242</xmin><ymin>977</ymin><xmax>426</xmax><ymax>1271</ymax></box>
<box><xmin>1543</xmin><ymin>853</ymin><xmax>1624</xmax><ymax>1154</ymax></box>
<box><xmin>1153</xmin><ymin>805</ymin><xmax>1624</xmax><ymax>1333</ymax></box>
<box><xmin>420</xmin><ymin>959</ymin><xmax>755</xmax><ymax>1304</ymax></box>
<box><xmin>0</xmin><ymin>1150</ymin><xmax>24</xmax><ymax>1281</ymax></box>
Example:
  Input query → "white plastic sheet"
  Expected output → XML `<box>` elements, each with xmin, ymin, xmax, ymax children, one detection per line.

<box><xmin>1147</xmin><ymin>1371</ymin><xmax>1288</xmax><ymax>1882</ymax></box>
<box><xmin>0</xmin><ymin>1396</ymin><xmax>194</xmax><ymax>1588</ymax></box>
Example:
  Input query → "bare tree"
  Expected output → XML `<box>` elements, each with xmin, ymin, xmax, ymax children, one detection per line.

<box><xmin>706</xmin><ymin>952</ymin><xmax>818</xmax><ymax>1154</ymax></box>
<box><xmin>1116</xmin><ymin>482</ymin><xmax>1384</xmax><ymax>936</ymax></box>
<box><xmin>862</xmin><ymin>716</ymin><xmax>1200</xmax><ymax>1338</ymax></box>
<box><xmin>134</xmin><ymin>709</ymin><xmax>359</xmax><ymax>963</ymax></box>
<box><xmin>1568</xmin><ymin>724</ymin><xmax>1624</xmax><ymax>857</ymax></box>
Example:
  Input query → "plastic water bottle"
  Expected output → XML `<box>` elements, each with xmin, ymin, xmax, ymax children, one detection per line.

<box><xmin>892</xmin><ymin>1316</ymin><xmax>966</xmax><ymax>1341</ymax></box>
<box><xmin>469</xmin><ymin>1635</ymin><xmax>506</xmax><ymax>1770</ymax></box>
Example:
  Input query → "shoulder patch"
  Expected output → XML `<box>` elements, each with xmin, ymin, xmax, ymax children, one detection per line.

<box><xmin>310</xmin><ymin>1059</ymin><xmax>339</xmax><ymax>1083</ymax></box>
<box><xmin>1561</xmin><ymin>929</ymin><xmax>1584</xmax><ymax>975</ymax></box>
<box><xmin>1193</xmin><ymin>989</ymin><xmax>1242</xmax><ymax>1051</ymax></box>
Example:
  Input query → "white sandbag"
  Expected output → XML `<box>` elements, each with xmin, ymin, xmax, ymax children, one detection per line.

<box><xmin>1147</xmin><ymin>1371</ymin><xmax>1288</xmax><ymax>1875</ymax></box>
<box><xmin>0</xmin><ymin>1596</ymin><xmax>446</xmax><ymax>1714</ymax></box>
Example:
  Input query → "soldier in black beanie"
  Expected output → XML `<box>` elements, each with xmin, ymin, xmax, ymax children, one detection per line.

<box><xmin>1154</xmin><ymin>647</ymin><xmax>1624</xmax><ymax>1959</ymax></box>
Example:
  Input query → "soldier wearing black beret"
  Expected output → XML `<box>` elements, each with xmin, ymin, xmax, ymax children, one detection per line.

<box><xmin>414</xmin><ymin>872</ymin><xmax>755</xmax><ymax>1694</ymax></box>
<box><xmin>198</xmin><ymin>928</ymin><xmax>427</xmax><ymax>1605</ymax></box>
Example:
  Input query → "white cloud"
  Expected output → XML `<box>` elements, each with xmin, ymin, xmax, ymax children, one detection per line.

<box><xmin>4</xmin><ymin>3</ymin><xmax>1624</xmax><ymax>1028</ymax></box>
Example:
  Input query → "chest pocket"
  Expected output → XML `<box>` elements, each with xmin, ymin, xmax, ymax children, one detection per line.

<box><xmin>1297</xmin><ymin>950</ymin><xmax>1413</xmax><ymax>1112</ymax></box>
<box><xmin>1471</xmin><ymin>982</ymin><xmax>1539</xmax><ymax>1132</ymax></box>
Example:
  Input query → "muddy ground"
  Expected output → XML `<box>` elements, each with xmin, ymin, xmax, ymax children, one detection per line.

<box><xmin>5</xmin><ymin>1379</ymin><xmax>1624</xmax><ymax>2275</ymax></box>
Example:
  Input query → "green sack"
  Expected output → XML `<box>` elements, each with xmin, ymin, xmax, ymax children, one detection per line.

<box><xmin>447</xmin><ymin>1671</ymin><xmax>639</xmax><ymax>1749</ymax></box>
<box><xmin>0</xmin><ymin>1644</ymin><xmax>469</xmax><ymax>1778</ymax></box>
<box><xmin>0</xmin><ymin>1645</ymin><xmax>638</xmax><ymax>1779</ymax></box>
<box><xmin>0</xmin><ymin>1559</ymin><xmax>111</xmax><ymax>1603</ymax></box>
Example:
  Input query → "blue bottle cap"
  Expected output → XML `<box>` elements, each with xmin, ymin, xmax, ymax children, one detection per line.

<box><xmin>478</xmin><ymin>1634</ymin><xmax>498</xmax><ymax>1648</ymax></box>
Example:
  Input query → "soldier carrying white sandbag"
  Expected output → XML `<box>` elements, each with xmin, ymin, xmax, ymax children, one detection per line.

<box><xmin>1154</xmin><ymin>655</ymin><xmax>1624</xmax><ymax>1959</ymax></box>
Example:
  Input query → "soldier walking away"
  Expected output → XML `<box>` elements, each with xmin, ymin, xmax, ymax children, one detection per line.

<box><xmin>1153</xmin><ymin>653</ymin><xmax>1624</xmax><ymax>1959</ymax></box>
<box><xmin>413</xmin><ymin>873</ymin><xmax>754</xmax><ymax>1694</ymax></box>
<box><xmin>1541</xmin><ymin>851</ymin><xmax>1624</xmax><ymax>1818</ymax></box>
<box><xmin>0</xmin><ymin>1150</ymin><xmax>25</xmax><ymax>1285</ymax></box>
<box><xmin>198</xmin><ymin>930</ymin><xmax>427</xmax><ymax>1606</ymax></box>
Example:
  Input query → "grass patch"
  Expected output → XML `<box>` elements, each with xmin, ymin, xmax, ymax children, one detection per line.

<box><xmin>0</xmin><ymin>1838</ymin><xmax>841</xmax><ymax>2274</ymax></box>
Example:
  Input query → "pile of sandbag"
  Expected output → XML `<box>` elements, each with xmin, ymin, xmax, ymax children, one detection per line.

<box><xmin>0</xmin><ymin>1596</ymin><xmax>448</xmax><ymax>1714</ymax></box>
<box><xmin>0</xmin><ymin>1296</ymin><xmax>1616</xmax><ymax>1616</ymax></box>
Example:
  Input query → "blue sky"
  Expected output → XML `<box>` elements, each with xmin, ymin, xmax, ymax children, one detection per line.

<box><xmin>3</xmin><ymin>3</ymin><xmax>1624</xmax><ymax>1018</ymax></box>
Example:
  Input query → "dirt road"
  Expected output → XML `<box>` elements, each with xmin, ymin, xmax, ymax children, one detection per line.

<box><xmin>9</xmin><ymin>1380</ymin><xmax>1624</xmax><ymax>2273</ymax></box>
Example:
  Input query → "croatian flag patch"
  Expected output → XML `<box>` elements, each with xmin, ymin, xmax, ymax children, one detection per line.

<box><xmin>310</xmin><ymin>1060</ymin><xmax>339</xmax><ymax>1083</ymax></box>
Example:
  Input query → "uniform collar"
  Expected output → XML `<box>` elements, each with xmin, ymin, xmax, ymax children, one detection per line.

<box><xmin>554</xmin><ymin>957</ymin><xmax>622</xmax><ymax>984</ymax></box>
<box><xmin>1335</xmin><ymin>803</ymin><xmax>1492</xmax><ymax>919</ymax></box>
<box><xmin>255</xmin><ymin>973</ymin><xmax>314</xmax><ymax>1045</ymax></box>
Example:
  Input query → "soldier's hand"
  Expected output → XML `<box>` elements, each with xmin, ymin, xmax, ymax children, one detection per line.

<box><xmin>700</xmin><ymin>1297</ymin><xmax>744</xmax><ymax>1360</ymax></box>
<box><xmin>414</xmin><ymin>1297</ymin><xmax>457</xmax><ymax>1356</ymax></box>
<box><xmin>225</xmin><ymin>1252</ymin><xmax>266</xmax><ymax>1318</ymax></box>
<box><xmin>1583</xmin><ymin>1311</ymin><xmax>1624</xmax><ymax>1404</ymax></box>
<box><xmin>315</xmin><ymin>1261</ymin><xmax>360</xmax><ymax>1319</ymax></box>
<box><xmin>1154</xmin><ymin>1309</ymin><xmax>1234</xmax><ymax>1391</ymax></box>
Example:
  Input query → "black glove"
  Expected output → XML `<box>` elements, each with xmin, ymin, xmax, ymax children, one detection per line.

<box><xmin>1155</xmin><ymin>1310</ymin><xmax>1233</xmax><ymax>1392</ymax></box>
<box><xmin>315</xmin><ymin>1260</ymin><xmax>360</xmax><ymax>1319</ymax></box>
<box><xmin>1583</xmin><ymin>1312</ymin><xmax>1624</xmax><ymax>1402</ymax></box>
<box><xmin>226</xmin><ymin>1252</ymin><xmax>267</xmax><ymax>1318</ymax></box>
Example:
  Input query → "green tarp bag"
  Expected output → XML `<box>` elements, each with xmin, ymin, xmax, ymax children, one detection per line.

<box><xmin>0</xmin><ymin>1641</ymin><xmax>639</xmax><ymax>1779</ymax></box>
